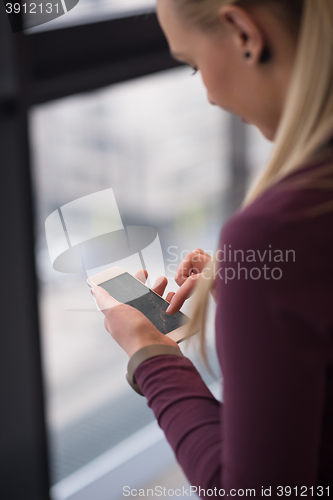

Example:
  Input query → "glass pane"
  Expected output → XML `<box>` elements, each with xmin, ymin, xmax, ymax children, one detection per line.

<box><xmin>30</xmin><ymin>66</ymin><xmax>270</xmax><ymax>498</ymax></box>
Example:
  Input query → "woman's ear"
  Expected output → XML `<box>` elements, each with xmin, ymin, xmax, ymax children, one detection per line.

<box><xmin>219</xmin><ymin>4</ymin><xmax>266</xmax><ymax>64</ymax></box>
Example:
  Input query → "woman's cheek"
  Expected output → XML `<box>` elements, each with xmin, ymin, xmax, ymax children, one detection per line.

<box><xmin>200</xmin><ymin>72</ymin><xmax>220</xmax><ymax>106</ymax></box>
<box><xmin>201</xmin><ymin>68</ymin><xmax>230</xmax><ymax>110</ymax></box>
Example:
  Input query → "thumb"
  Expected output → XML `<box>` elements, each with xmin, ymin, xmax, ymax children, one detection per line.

<box><xmin>92</xmin><ymin>286</ymin><xmax>120</xmax><ymax>312</ymax></box>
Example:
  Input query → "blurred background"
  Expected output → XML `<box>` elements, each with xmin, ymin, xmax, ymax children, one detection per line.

<box><xmin>0</xmin><ymin>1</ymin><xmax>272</xmax><ymax>500</ymax></box>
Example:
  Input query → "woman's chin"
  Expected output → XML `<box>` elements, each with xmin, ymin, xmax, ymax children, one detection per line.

<box><xmin>257</xmin><ymin>125</ymin><xmax>276</xmax><ymax>142</ymax></box>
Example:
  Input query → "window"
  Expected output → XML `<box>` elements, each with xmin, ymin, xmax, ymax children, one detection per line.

<box><xmin>30</xmin><ymin>66</ymin><xmax>234</xmax><ymax>498</ymax></box>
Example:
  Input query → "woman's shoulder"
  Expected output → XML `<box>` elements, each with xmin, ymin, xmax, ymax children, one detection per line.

<box><xmin>215</xmin><ymin>158</ymin><xmax>333</xmax><ymax>330</ymax></box>
<box><xmin>221</xmin><ymin>156</ymin><xmax>333</xmax><ymax>251</ymax></box>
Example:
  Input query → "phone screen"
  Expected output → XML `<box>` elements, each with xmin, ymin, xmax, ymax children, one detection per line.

<box><xmin>99</xmin><ymin>272</ymin><xmax>188</xmax><ymax>335</ymax></box>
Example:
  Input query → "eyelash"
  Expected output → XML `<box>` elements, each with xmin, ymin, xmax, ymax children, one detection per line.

<box><xmin>191</xmin><ymin>67</ymin><xmax>198</xmax><ymax>76</ymax></box>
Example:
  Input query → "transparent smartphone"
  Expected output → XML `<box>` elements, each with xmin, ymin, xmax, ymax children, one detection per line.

<box><xmin>87</xmin><ymin>266</ymin><xmax>194</xmax><ymax>343</ymax></box>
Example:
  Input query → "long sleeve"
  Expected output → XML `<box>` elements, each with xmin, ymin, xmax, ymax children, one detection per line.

<box><xmin>135</xmin><ymin>164</ymin><xmax>333</xmax><ymax>495</ymax></box>
<box><xmin>135</xmin><ymin>354</ymin><xmax>223</xmax><ymax>489</ymax></box>
<box><xmin>214</xmin><ymin>206</ymin><xmax>333</xmax><ymax>492</ymax></box>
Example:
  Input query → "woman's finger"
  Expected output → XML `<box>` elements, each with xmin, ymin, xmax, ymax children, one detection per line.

<box><xmin>174</xmin><ymin>251</ymin><xmax>198</xmax><ymax>286</ymax></box>
<box><xmin>92</xmin><ymin>286</ymin><xmax>120</xmax><ymax>312</ymax></box>
<box><xmin>166</xmin><ymin>291</ymin><xmax>175</xmax><ymax>303</ymax></box>
<box><xmin>193</xmin><ymin>248</ymin><xmax>212</xmax><ymax>259</ymax></box>
<box><xmin>134</xmin><ymin>269</ymin><xmax>148</xmax><ymax>284</ymax></box>
<box><xmin>175</xmin><ymin>250</ymin><xmax>211</xmax><ymax>286</ymax></box>
<box><xmin>166</xmin><ymin>273</ymin><xmax>201</xmax><ymax>314</ymax></box>
<box><xmin>152</xmin><ymin>276</ymin><xmax>168</xmax><ymax>297</ymax></box>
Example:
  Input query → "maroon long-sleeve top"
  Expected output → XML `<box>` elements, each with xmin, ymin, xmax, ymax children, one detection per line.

<box><xmin>135</xmin><ymin>153</ymin><xmax>333</xmax><ymax>497</ymax></box>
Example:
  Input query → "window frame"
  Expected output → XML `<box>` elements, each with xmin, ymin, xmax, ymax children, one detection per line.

<box><xmin>27</xmin><ymin>12</ymin><xmax>182</xmax><ymax>105</ymax></box>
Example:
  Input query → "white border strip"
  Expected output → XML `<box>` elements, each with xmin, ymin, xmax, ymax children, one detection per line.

<box><xmin>50</xmin><ymin>380</ymin><xmax>222</xmax><ymax>500</ymax></box>
<box><xmin>50</xmin><ymin>421</ymin><xmax>164</xmax><ymax>500</ymax></box>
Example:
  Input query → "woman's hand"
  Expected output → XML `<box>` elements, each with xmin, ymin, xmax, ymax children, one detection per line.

<box><xmin>166</xmin><ymin>248</ymin><xmax>215</xmax><ymax>315</ymax></box>
<box><xmin>92</xmin><ymin>270</ymin><xmax>179</xmax><ymax>358</ymax></box>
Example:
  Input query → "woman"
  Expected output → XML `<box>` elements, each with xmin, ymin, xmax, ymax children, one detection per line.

<box><xmin>92</xmin><ymin>0</ymin><xmax>333</xmax><ymax>494</ymax></box>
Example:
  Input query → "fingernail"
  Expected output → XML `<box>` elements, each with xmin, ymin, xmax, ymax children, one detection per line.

<box><xmin>153</xmin><ymin>276</ymin><xmax>165</xmax><ymax>288</ymax></box>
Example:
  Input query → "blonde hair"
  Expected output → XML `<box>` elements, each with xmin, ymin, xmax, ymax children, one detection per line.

<box><xmin>180</xmin><ymin>0</ymin><xmax>333</xmax><ymax>361</ymax></box>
